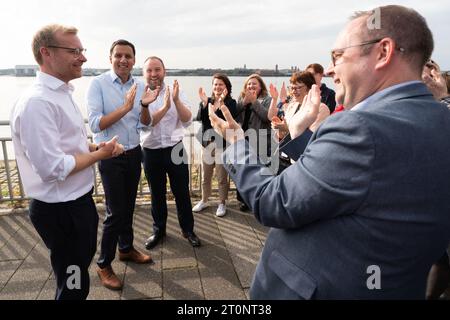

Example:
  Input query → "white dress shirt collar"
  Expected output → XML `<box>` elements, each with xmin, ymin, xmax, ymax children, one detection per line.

<box><xmin>36</xmin><ymin>71</ymin><xmax>75</xmax><ymax>93</ymax></box>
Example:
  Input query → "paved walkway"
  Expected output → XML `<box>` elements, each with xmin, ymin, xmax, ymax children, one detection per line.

<box><xmin>0</xmin><ymin>201</ymin><xmax>268</xmax><ymax>300</ymax></box>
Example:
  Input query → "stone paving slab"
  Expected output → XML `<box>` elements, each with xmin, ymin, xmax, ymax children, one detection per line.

<box><xmin>194</xmin><ymin>209</ymin><xmax>247</xmax><ymax>300</ymax></box>
<box><xmin>215</xmin><ymin>210</ymin><xmax>265</xmax><ymax>289</ymax></box>
<box><xmin>121</xmin><ymin>262</ymin><xmax>162</xmax><ymax>300</ymax></box>
<box><xmin>0</xmin><ymin>214</ymin><xmax>39</xmax><ymax>261</ymax></box>
<box><xmin>0</xmin><ymin>261</ymin><xmax>22</xmax><ymax>290</ymax></box>
<box><xmin>0</xmin><ymin>202</ymin><xmax>266</xmax><ymax>300</ymax></box>
<box><xmin>0</xmin><ymin>242</ymin><xmax>51</xmax><ymax>300</ymax></box>
<box><xmin>37</xmin><ymin>278</ymin><xmax>55</xmax><ymax>300</ymax></box>
<box><xmin>163</xmin><ymin>268</ymin><xmax>204</xmax><ymax>300</ymax></box>
<box><xmin>0</xmin><ymin>215</ymin><xmax>22</xmax><ymax>249</ymax></box>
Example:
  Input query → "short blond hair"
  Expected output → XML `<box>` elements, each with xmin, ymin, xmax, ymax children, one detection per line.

<box><xmin>32</xmin><ymin>24</ymin><xmax>78</xmax><ymax>65</ymax></box>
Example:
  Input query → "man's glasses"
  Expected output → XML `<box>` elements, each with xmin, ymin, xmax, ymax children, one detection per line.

<box><xmin>330</xmin><ymin>38</ymin><xmax>405</xmax><ymax>67</ymax></box>
<box><xmin>330</xmin><ymin>39</ymin><xmax>383</xmax><ymax>67</ymax></box>
<box><xmin>47</xmin><ymin>45</ymin><xmax>87</xmax><ymax>57</ymax></box>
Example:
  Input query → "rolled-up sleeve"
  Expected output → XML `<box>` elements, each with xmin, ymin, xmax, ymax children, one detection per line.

<box><xmin>86</xmin><ymin>79</ymin><xmax>104</xmax><ymax>133</ymax></box>
<box><xmin>19</xmin><ymin>99</ymin><xmax>76</xmax><ymax>182</ymax></box>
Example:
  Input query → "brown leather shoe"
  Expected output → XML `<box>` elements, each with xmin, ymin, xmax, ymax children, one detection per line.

<box><xmin>119</xmin><ymin>248</ymin><xmax>154</xmax><ymax>264</ymax></box>
<box><xmin>96</xmin><ymin>266</ymin><xmax>123</xmax><ymax>291</ymax></box>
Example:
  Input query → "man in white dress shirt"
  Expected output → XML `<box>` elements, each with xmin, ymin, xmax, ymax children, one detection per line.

<box><xmin>139</xmin><ymin>56</ymin><xmax>201</xmax><ymax>249</ymax></box>
<box><xmin>10</xmin><ymin>24</ymin><xmax>123</xmax><ymax>300</ymax></box>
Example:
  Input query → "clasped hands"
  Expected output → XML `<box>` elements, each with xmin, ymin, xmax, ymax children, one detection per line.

<box><xmin>96</xmin><ymin>136</ymin><xmax>124</xmax><ymax>158</ymax></box>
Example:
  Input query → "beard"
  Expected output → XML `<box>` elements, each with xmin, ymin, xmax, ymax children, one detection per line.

<box><xmin>148</xmin><ymin>78</ymin><xmax>162</xmax><ymax>90</ymax></box>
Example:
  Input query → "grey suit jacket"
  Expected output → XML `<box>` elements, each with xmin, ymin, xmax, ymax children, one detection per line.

<box><xmin>223</xmin><ymin>82</ymin><xmax>450</xmax><ymax>299</ymax></box>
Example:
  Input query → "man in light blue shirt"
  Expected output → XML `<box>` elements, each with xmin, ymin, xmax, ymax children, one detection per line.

<box><xmin>86</xmin><ymin>39</ymin><xmax>153</xmax><ymax>291</ymax></box>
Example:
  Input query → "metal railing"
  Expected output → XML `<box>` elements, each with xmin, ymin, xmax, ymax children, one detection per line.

<box><xmin>0</xmin><ymin>120</ymin><xmax>234</xmax><ymax>203</ymax></box>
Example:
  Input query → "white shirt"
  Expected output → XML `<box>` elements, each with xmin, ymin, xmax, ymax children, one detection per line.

<box><xmin>140</xmin><ymin>83</ymin><xmax>192</xmax><ymax>149</ymax></box>
<box><xmin>10</xmin><ymin>71</ymin><xmax>94</xmax><ymax>203</ymax></box>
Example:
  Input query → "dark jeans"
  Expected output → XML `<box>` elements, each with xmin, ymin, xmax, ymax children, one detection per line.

<box><xmin>97</xmin><ymin>145</ymin><xmax>142</xmax><ymax>268</ymax></box>
<box><xmin>29</xmin><ymin>189</ymin><xmax>98</xmax><ymax>300</ymax></box>
<box><xmin>142</xmin><ymin>143</ymin><xmax>194</xmax><ymax>234</ymax></box>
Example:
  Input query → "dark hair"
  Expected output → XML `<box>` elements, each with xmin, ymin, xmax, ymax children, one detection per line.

<box><xmin>211</xmin><ymin>73</ymin><xmax>232</xmax><ymax>99</ymax></box>
<box><xmin>306</xmin><ymin>63</ymin><xmax>324</xmax><ymax>75</ymax></box>
<box><xmin>351</xmin><ymin>5</ymin><xmax>434</xmax><ymax>73</ymax></box>
<box><xmin>144</xmin><ymin>56</ymin><xmax>166</xmax><ymax>70</ymax></box>
<box><xmin>290</xmin><ymin>71</ymin><xmax>316</xmax><ymax>90</ymax></box>
<box><xmin>110</xmin><ymin>39</ymin><xmax>136</xmax><ymax>57</ymax></box>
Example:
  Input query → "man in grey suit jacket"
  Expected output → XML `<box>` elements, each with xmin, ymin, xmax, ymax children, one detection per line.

<box><xmin>209</xmin><ymin>5</ymin><xmax>450</xmax><ymax>299</ymax></box>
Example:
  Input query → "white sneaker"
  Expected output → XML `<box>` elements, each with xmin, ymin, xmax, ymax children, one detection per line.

<box><xmin>216</xmin><ymin>204</ymin><xmax>227</xmax><ymax>217</ymax></box>
<box><xmin>192</xmin><ymin>200</ymin><xmax>209</xmax><ymax>212</ymax></box>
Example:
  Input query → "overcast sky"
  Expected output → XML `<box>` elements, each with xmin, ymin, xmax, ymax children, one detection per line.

<box><xmin>1</xmin><ymin>0</ymin><xmax>449</xmax><ymax>70</ymax></box>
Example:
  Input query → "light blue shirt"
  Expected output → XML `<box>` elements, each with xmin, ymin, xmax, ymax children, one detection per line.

<box><xmin>351</xmin><ymin>81</ymin><xmax>422</xmax><ymax>111</ymax></box>
<box><xmin>86</xmin><ymin>70</ymin><xmax>145</xmax><ymax>150</ymax></box>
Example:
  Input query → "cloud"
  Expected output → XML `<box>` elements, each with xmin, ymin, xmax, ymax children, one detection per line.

<box><xmin>2</xmin><ymin>0</ymin><xmax>450</xmax><ymax>70</ymax></box>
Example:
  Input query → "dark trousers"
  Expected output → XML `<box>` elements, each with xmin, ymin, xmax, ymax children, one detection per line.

<box><xmin>142</xmin><ymin>143</ymin><xmax>194</xmax><ymax>234</ymax></box>
<box><xmin>29</xmin><ymin>189</ymin><xmax>98</xmax><ymax>300</ymax></box>
<box><xmin>97</xmin><ymin>145</ymin><xmax>142</xmax><ymax>268</ymax></box>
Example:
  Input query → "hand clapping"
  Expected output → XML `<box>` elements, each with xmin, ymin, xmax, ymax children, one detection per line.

<box><xmin>209</xmin><ymin>100</ymin><xmax>244</xmax><ymax>144</ymax></box>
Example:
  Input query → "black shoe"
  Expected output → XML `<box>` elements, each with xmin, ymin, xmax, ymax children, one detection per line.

<box><xmin>145</xmin><ymin>230</ymin><xmax>165</xmax><ymax>250</ymax></box>
<box><xmin>182</xmin><ymin>231</ymin><xmax>201</xmax><ymax>247</ymax></box>
<box><xmin>239</xmin><ymin>202</ymin><xmax>249</xmax><ymax>212</ymax></box>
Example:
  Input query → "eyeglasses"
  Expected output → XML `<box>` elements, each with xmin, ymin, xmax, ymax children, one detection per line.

<box><xmin>331</xmin><ymin>39</ymin><xmax>406</xmax><ymax>67</ymax></box>
<box><xmin>288</xmin><ymin>84</ymin><xmax>306</xmax><ymax>91</ymax></box>
<box><xmin>330</xmin><ymin>39</ymin><xmax>384</xmax><ymax>67</ymax></box>
<box><xmin>47</xmin><ymin>45</ymin><xmax>87</xmax><ymax>57</ymax></box>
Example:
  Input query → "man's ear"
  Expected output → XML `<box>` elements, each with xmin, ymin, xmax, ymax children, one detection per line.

<box><xmin>40</xmin><ymin>47</ymin><xmax>51</xmax><ymax>60</ymax></box>
<box><xmin>374</xmin><ymin>38</ymin><xmax>395</xmax><ymax>70</ymax></box>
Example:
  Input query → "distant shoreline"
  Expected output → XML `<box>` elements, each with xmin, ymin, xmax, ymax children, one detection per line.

<box><xmin>0</xmin><ymin>67</ymin><xmax>298</xmax><ymax>78</ymax></box>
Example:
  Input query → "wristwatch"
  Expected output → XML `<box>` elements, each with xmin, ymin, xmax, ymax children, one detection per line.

<box><xmin>140</xmin><ymin>100</ymin><xmax>149</xmax><ymax>108</ymax></box>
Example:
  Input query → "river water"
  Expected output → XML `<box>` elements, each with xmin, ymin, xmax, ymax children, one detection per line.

<box><xmin>0</xmin><ymin>74</ymin><xmax>334</xmax><ymax>160</ymax></box>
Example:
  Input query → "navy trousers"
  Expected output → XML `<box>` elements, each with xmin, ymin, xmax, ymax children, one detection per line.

<box><xmin>97</xmin><ymin>145</ymin><xmax>142</xmax><ymax>268</ymax></box>
<box><xmin>29</xmin><ymin>189</ymin><xmax>98</xmax><ymax>300</ymax></box>
<box><xmin>142</xmin><ymin>142</ymin><xmax>194</xmax><ymax>234</ymax></box>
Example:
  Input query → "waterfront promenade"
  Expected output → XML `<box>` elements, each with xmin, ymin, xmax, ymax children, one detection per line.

<box><xmin>0</xmin><ymin>200</ymin><xmax>268</xmax><ymax>300</ymax></box>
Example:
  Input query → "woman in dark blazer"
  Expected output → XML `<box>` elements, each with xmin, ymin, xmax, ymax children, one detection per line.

<box><xmin>193</xmin><ymin>73</ymin><xmax>237</xmax><ymax>217</ymax></box>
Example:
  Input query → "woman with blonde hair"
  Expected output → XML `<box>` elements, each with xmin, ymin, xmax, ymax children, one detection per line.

<box><xmin>235</xmin><ymin>74</ymin><xmax>272</xmax><ymax>211</ymax></box>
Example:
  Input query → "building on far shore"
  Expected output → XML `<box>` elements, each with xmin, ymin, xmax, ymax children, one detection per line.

<box><xmin>14</xmin><ymin>65</ymin><xmax>39</xmax><ymax>77</ymax></box>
